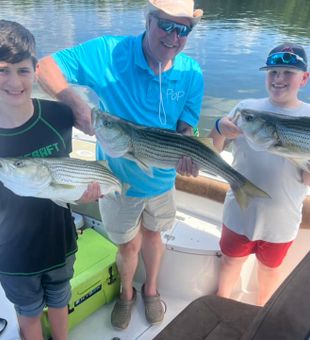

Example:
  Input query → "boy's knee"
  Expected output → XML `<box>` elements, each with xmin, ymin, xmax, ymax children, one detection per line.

<box><xmin>222</xmin><ymin>254</ymin><xmax>248</xmax><ymax>266</ymax></box>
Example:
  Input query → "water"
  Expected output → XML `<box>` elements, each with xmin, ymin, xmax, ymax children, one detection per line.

<box><xmin>2</xmin><ymin>0</ymin><xmax>310</xmax><ymax>135</ymax></box>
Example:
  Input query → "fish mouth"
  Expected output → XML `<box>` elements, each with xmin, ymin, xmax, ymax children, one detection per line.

<box><xmin>0</xmin><ymin>159</ymin><xmax>8</xmax><ymax>171</ymax></box>
<box><xmin>91</xmin><ymin>108</ymin><xmax>98</xmax><ymax>130</ymax></box>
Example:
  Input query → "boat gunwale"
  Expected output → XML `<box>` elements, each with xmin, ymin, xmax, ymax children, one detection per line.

<box><xmin>175</xmin><ymin>174</ymin><xmax>310</xmax><ymax>230</ymax></box>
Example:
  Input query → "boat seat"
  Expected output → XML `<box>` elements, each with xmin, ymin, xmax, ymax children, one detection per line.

<box><xmin>154</xmin><ymin>251</ymin><xmax>310</xmax><ymax>340</ymax></box>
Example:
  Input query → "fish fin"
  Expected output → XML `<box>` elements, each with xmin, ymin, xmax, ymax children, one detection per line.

<box><xmin>125</xmin><ymin>153</ymin><xmax>154</xmax><ymax>177</ymax></box>
<box><xmin>232</xmin><ymin>180</ymin><xmax>271</xmax><ymax>209</ymax></box>
<box><xmin>97</xmin><ymin>160</ymin><xmax>110</xmax><ymax>170</ymax></box>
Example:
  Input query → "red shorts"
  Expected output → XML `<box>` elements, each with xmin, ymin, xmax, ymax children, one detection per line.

<box><xmin>219</xmin><ymin>224</ymin><xmax>293</xmax><ymax>268</ymax></box>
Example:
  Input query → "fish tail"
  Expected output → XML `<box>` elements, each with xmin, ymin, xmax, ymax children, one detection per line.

<box><xmin>232</xmin><ymin>180</ymin><xmax>270</xmax><ymax>209</ymax></box>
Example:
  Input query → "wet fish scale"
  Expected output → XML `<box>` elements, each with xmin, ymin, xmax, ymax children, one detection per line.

<box><xmin>0</xmin><ymin>157</ymin><xmax>123</xmax><ymax>207</ymax></box>
<box><xmin>133</xmin><ymin>129</ymin><xmax>246</xmax><ymax>185</ymax></box>
<box><xmin>276</xmin><ymin>122</ymin><xmax>310</xmax><ymax>152</ymax></box>
<box><xmin>93</xmin><ymin>109</ymin><xmax>270</xmax><ymax>208</ymax></box>
<box><xmin>239</xmin><ymin>108</ymin><xmax>310</xmax><ymax>158</ymax></box>
<box><xmin>45</xmin><ymin>158</ymin><xmax>120</xmax><ymax>185</ymax></box>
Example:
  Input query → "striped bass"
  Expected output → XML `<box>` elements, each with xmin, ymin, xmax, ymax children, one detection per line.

<box><xmin>0</xmin><ymin>157</ymin><xmax>123</xmax><ymax>207</ymax></box>
<box><xmin>92</xmin><ymin>109</ymin><xmax>270</xmax><ymax>208</ymax></box>
<box><xmin>236</xmin><ymin>108</ymin><xmax>310</xmax><ymax>170</ymax></box>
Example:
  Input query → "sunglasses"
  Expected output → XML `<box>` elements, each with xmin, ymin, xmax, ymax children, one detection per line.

<box><xmin>153</xmin><ymin>16</ymin><xmax>192</xmax><ymax>37</ymax></box>
<box><xmin>266</xmin><ymin>52</ymin><xmax>306</xmax><ymax>67</ymax></box>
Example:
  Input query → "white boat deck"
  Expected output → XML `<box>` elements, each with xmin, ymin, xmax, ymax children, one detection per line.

<box><xmin>0</xmin><ymin>283</ymin><xmax>190</xmax><ymax>340</ymax></box>
<box><xmin>69</xmin><ymin>289</ymin><xmax>189</xmax><ymax>340</ymax></box>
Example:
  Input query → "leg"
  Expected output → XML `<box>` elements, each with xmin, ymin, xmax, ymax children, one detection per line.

<box><xmin>256</xmin><ymin>261</ymin><xmax>281</xmax><ymax>306</ymax></box>
<box><xmin>48</xmin><ymin>306</ymin><xmax>68</xmax><ymax>340</ymax></box>
<box><xmin>217</xmin><ymin>254</ymin><xmax>248</xmax><ymax>298</ymax></box>
<box><xmin>139</xmin><ymin>190</ymin><xmax>176</xmax><ymax>325</ymax></box>
<box><xmin>44</xmin><ymin>254</ymin><xmax>75</xmax><ymax>339</ymax></box>
<box><xmin>140</xmin><ymin>226</ymin><xmax>166</xmax><ymax>325</ymax></box>
<box><xmin>99</xmin><ymin>194</ymin><xmax>146</xmax><ymax>329</ymax></box>
<box><xmin>0</xmin><ymin>274</ymin><xmax>45</xmax><ymax>340</ymax></box>
<box><xmin>99</xmin><ymin>194</ymin><xmax>146</xmax><ymax>300</ymax></box>
<box><xmin>17</xmin><ymin>314</ymin><xmax>43</xmax><ymax>340</ymax></box>
<box><xmin>141</xmin><ymin>189</ymin><xmax>176</xmax><ymax>297</ymax></box>
<box><xmin>217</xmin><ymin>225</ymin><xmax>253</xmax><ymax>298</ymax></box>
<box><xmin>117</xmin><ymin>230</ymin><xmax>143</xmax><ymax>300</ymax></box>
<box><xmin>256</xmin><ymin>240</ymin><xmax>293</xmax><ymax>306</ymax></box>
<box><xmin>110</xmin><ymin>231</ymin><xmax>142</xmax><ymax>329</ymax></box>
<box><xmin>141</xmin><ymin>226</ymin><xmax>164</xmax><ymax>296</ymax></box>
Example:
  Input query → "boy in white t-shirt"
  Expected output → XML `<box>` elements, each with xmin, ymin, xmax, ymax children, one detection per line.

<box><xmin>210</xmin><ymin>43</ymin><xmax>310</xmax><ymax>306</ymax></box>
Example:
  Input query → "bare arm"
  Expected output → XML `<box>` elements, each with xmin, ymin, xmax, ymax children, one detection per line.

<box><xmin>37</xmin><ymin>56</ymin><xmax>69</xmax><ymax>97</ymax></box>
<box><xmin>37</xmin><ymin>56</ymin><xmax>93</xmax><ymax>135</ymax></box>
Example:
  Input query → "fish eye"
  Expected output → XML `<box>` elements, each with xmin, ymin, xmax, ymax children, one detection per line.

<box><xmin>103</xmin><ymin>121</ymin><xmax>112</xmax><ymax>127</ymax></box>
<box><xmin>245</xmin><ymin>114</ymin><xmax>254</xmax><ymax>122</ymax></box>
<box><xmin>14</xmin><ymin>160</ymin><xmax>25</xmax><ymax>167</ymax></box>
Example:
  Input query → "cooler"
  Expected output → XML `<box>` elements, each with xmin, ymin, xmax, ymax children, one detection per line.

<box><xmin>41</xmin><ymin>228</ymin><xmax>120</xmax><ymax>338</ymax></box>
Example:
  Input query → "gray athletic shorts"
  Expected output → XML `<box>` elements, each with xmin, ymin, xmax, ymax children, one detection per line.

<box><xmin>99</xmin><ymin>189</ymin><xmax>176</xmax><ymax>244</ymax></box>
<box><xmin>0</xmin><ymin>254</ymin><xmax>75</xmax><ymax>317</ymax></box>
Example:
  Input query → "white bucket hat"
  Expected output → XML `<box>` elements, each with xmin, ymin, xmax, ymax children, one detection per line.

<box><xmin>147</xmin><ymin>0</ymin><xmax>203</xmax><ymax>26</ymax></box>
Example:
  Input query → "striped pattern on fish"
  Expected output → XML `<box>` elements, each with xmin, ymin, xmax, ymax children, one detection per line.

<box><xmin>0</xmin><ymin>157</ymin><xmax>123</xmax><ymax>207</ymax></box>
<box><xmin>42</xmin><ymin>158</ymin><xmax>120</xmax><ymax>185</ymax></box>
<box><xmin>130</xmin><ymin>128</ymin><xmax>248</xmax><ymax>186</ymax></box>
<box><xmin>237</xmin><ymin>108</ymin><xmax>310</xmax><ymax>168</ymax></box>
<box><xmin>92</xmin><ymin>109</ymin><xmax>270</xmax><ymax>208</ymax></box>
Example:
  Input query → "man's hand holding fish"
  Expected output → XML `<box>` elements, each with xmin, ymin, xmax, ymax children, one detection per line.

<box><xmin>75</xmin><ymin>181</ymin><xmax>103</xmax><ymax>204</ymax></box>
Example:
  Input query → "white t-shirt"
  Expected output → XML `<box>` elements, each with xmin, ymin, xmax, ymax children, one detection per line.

<box><xmin>223</xmin><ymin>97</ymin><xmax>310</xmax><ymax>242</ymax></box>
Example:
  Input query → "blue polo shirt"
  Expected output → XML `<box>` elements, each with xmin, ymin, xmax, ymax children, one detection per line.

<box><xmin>53</xmin><ymin>34</ymin><xmax>204</xmax><ymax>197</ymax></box>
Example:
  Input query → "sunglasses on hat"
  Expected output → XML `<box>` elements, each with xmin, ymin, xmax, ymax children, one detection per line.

<box><xmin>266</xmin><ymin>52</ymin><xmax>306</xmax><ymax>67</ymax></box>
<box><xmin>152</xmin><ymin>15</ymin><xmax>192</xmax><ymax>37</ymax></box>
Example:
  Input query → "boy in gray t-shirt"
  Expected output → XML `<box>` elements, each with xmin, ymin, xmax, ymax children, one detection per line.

<box><xmin>210</xmin><ymin>43</ymin><xmax>310</xmax><ymax>306</ymax></box>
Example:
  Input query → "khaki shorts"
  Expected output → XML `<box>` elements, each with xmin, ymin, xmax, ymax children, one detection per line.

<box><xmin>99</xmin><ymin>189</ymin><xmax>176</xmax><ymax>244</ymax></box>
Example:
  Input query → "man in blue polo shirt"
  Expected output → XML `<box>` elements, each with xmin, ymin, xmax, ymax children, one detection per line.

<box><xmin>38</xmin><ymin>0</ymin><xmax>204</xmax><ymax>330</ymax></box>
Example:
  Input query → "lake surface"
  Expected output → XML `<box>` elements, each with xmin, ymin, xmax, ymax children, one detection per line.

<box><xmin>2</xmin><ymin>0</ymin><xmax>310</xmax><ymax>134</ymax></box>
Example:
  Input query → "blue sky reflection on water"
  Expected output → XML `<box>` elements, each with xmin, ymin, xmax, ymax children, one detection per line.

<box><xmin>2</xmin><ymin>0</ymin><xmax>310</xmax><ymax>134</ymax></box>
